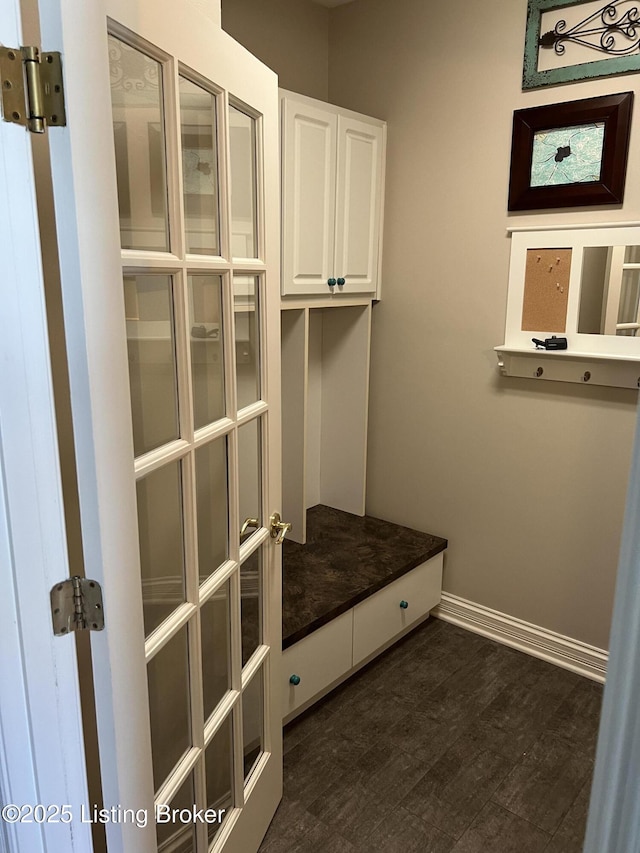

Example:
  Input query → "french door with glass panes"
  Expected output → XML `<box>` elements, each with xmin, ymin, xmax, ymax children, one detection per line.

<box><xmin>36</xmin><ymin>0</ymin><xmax>283</xmax><ymax>850</ymax></box>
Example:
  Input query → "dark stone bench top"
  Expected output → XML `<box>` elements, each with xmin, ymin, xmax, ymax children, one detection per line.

<box><xmin>282</xmin><ymin>505</ymin><xmax>447</xmax><ymax>649</ymax></box>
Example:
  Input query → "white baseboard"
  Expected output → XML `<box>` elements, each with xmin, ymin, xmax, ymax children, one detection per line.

<box><xmin>433</xmin><ymin>592</ymin><xmax>607</xmax><ymax>683</ymax></box>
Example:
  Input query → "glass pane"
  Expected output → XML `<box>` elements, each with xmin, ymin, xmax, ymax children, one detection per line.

<box><xmin>125</xmin><ymin>275</ymin><xmax>179</xmax><ymax>457</ymax></box>
<box><xmin>241</xmin><ymin>550</ymin><xmax>261</xmax><ymax>666</ymax></box>
<box><xmin>109</xmin><ymin>36</ymin><xmax>169</xmax><ymax>251</ymax></box>
<box><xmin>229</xmin><ymin>105</ymin><xmax>257</xmax><ymax>258</ymax></box>
<box><xmin>179</xmin><ymin>77</ymin><xmax>220</xmax><ymax>255</ymax></box>
<box><xmin>156</xmin><ymin>773</ymin><xmax>196</xmax><ymax>853</ymax></box>
<box><xmin>205</xmin><ymin>717</ymin><xmax>233</xmax><ymax>844</ymax></box>
<box><xmin>147</xmin><ymin>626</ymin><xmax>191</xmax><ymax>791</ymax></box>
<box><xmin>242</xmin><ymin>669</ymin><xmax>263</xmax><ymax>782</ymax></box>
<box><xmin>195</xmin><ymin>438</ymin><xmax>229</xmax><ymax>583</ymax></box>
<box><xmin>137</xmin><ymin>461</ymin><xmax>185</xmax><ymax>637</ymax></box>
<box><xmin>238</xmin><ymin>419</ymin><xmax>261</xmax><ymax>542</ymax></box>
<box><xmin>577</xmin><ymin>247</ymin><xmax>608</xmax><ymax>335</ymax></box>
<box><xmin>201</xmin><ymin>582</ymin><xmax>231</xmax><ymax>720</ymax></box>
<box><xmin>530</xmin><ymin>124</ymin><xmax>604</xmax><ymax>187</ymax></box>
<box><xmin>618</xmin><ymin>269</ymin><xmax>640</xmax><ymax>336</ymax></box>
<box><xmin>189</xmin><ymin>275</ymin><xmax>225</xmax><ymax>428</ymax></box>
<box><xmin>234</xmin><ymin>275</ymin><xmax>260</xmax><ymax>409</ymax></box>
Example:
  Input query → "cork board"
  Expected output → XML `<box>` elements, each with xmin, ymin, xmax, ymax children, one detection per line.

<box><xmin>521</xmin><ymin>248</ymin><xmax>572</xmax><ymax>332</ymax></box>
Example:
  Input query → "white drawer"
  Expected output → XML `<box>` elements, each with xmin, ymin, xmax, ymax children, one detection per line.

<box><xmin>282</xmin><ymin>610</ymin><xmax>353</xmax><ymax>718</ymax></box>
<box><xmin>352</xmin><ymin>553</ymin><xmax>443</xmax><ymax>665</ymax></box>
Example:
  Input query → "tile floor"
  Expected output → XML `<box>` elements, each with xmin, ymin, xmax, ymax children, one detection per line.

<box><xmin>259</xmin><ymin>618</ymin><xmax>602</xmax><ymax>852</ymax></box>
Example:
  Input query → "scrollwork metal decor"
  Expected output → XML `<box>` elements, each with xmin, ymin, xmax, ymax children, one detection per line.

<box><xmin>524</xmin><ymin>0</ymin><xmax>640</xmax><ymax>88</ymax></box>
<box><xmin>539</xmin><ymin>2</ymin><xmax>640</xmax><ymax>57</ymax></box>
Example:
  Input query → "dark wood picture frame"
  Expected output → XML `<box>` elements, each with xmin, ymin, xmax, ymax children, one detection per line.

<box><xmin>508</xmin><ymin>91</ymin><xmax>633</xmax><ymax>211</ymax></box>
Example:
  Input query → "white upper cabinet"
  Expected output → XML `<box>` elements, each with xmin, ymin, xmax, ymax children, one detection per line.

<box><xmin>281</xmin><ymin>90</ymin><xmax>386</xmax><ymax>298</ymax></box>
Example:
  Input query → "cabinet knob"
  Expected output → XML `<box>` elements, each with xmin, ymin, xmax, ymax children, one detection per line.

<box><xmin>289</xmin><ymin>674</ymin><xmax>301</xmax><ymax>685</ymax></box>
<box><xmin>399</xmin><ymin>600</ymin><xmax>409</xmax><ymax>609</ymax></box>
<box><xmin>327</xmin><ymin>278</ymin><xmax>336</xmax><ymax>287</ymax></box>
<box><xmin>337</xmin><ymin>278</ymin><xmax>345</xmax><ymax>286</ymax></box>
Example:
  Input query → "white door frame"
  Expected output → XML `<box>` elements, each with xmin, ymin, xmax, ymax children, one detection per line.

<box><xmin>38</xmin><ymin>0</ymin><xmax>157</xmax><ymax>845</ymax></box>
<box><xmin>0</xmin><ymin>1</ymin><xmax>93</xmax><ymax>851</ymax></box>
<box><xmin>584</xmin><ymin>397</ymin><xmax>640</xmax><ymax>852</ymax></box>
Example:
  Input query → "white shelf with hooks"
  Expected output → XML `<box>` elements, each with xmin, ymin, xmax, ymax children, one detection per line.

<box><xmin>497</xmin><ymin>223</ymin><xmax>640</xmax><ymax>389</ymax></box>
<box><xmin>495</xmin><ymin>346</ymin><xmax>640</xmax><ymax>389</ymax></box>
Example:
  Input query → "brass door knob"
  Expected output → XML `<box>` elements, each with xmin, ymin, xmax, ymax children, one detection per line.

<box><xmin>241</xmin><ymin>517</ymin><xmax>259</xmax><ymax>537</ymax></box>
<box><xmin>269</xmin><ymin>512</ymin><xmax>292</xmax><ymax>545</ymax></box>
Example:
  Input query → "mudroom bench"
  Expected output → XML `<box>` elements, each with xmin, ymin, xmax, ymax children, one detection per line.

<box><xmin>281</xmin><ymin>505</ymin><xmax>447</xmax><ymax>721</ymax></box>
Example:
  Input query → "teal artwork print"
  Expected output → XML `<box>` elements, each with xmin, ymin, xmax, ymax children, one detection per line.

<box><xmin>530</xmin><ymin>122</ymin><xmax>605</xmax><ymax>186</ymax></box>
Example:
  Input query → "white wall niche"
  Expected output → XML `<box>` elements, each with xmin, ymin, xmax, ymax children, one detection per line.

<box><xmin>281</xmin><ymin>302</ymin><xmax>371</xmax><ymax>543</ymax></box>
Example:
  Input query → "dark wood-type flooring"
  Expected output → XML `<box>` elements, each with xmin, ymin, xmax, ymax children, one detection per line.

<box><xmin>259</xmin><ymin>618</ymin><xmax>602</xmax><ymax>852</ymax></box>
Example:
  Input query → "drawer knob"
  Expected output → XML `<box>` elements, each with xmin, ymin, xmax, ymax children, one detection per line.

<box><xmin>399</xmin><ymin>600</ymin><xmax>409</xmax><ymax>609</ymax></box>
<box><xmin>327</xmin><ymin>278</ymin><xmax>336</xmax><ymax>288</ymax></box>
<box><xmin>289</xmin><ymin>674</ymin><xmax>301</xmax><ymax>685</ymax></box>
<box><xmin>337</xmin><ymin>277</ymin><xmax>345</xmax><ymax>286</ymax></box>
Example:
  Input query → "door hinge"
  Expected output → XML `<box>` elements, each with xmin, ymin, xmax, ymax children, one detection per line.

<box><xmin>0</xmin><ymin>46</ymin><xmax>66</xmax><ymax>133</ymax></box>
<box><xmin>50</xmin><ymin>576</ymin><xmax>105</xmax><ymax>636</ymax></box>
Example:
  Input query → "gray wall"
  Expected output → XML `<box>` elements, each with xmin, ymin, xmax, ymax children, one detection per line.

<box><xmin>222</xmin><ymin>0</ymin><xmax>329</xmax><ymax>101</ymax></box>
<box><xmin>224</xmin><ymin>0</ymin><xmax>640</xmax><ymax>650</ymax></box>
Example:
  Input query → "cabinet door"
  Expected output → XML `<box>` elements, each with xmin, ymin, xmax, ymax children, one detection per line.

<box><xmin>334</xmin><ymin>116</ymin><xmax>384</xmax><ymax>295</ymax></box>
<box><xmin>282</xmin><ymin>98</ymin><xmax>337</xmax><ymax>295</ymax></box>
<box><xmin>281</xmin><ymin>610</ymin><xmax>353</xmax><ymax>721</ymax></box>
<box><xmin>352</xmin><ymin>555</ymin><xmax>443</xmax><ymax>666</ymax></box>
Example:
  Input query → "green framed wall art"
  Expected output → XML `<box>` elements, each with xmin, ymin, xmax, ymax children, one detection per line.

<box><xmin>523</xmin><ymin>0</ymin><xmax>640</xmax><ymax>89</ymax></box>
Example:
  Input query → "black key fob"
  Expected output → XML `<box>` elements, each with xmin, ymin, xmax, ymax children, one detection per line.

<box><xmin>532</xmin><ymin>336</ymin><xmax>567</xmax><ymax>350</ymax></box>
